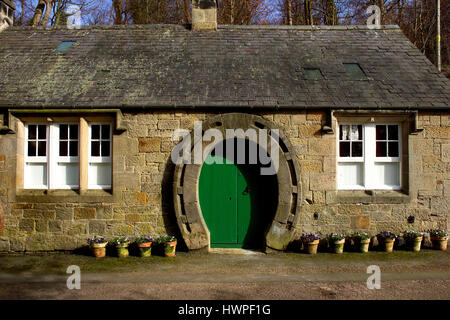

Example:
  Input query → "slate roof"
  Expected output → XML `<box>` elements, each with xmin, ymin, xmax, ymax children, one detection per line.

<box><xmin>0</xmin><ymin>24</ymin><xmax>449</xmax><ymax>110</ymax></box>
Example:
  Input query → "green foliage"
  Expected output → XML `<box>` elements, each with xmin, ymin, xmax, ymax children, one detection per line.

<box><xmin>402</xmin><ymin>230</ymin><xmax>423</xmax><ymax>239</ymax></box>
<box><xmin>327</xmin><ymin>233</ymin><xmax>345</xmax><ymax>241</ymax></box>
<box><xmin>156</xmin><ymin>235</ymin><xmax>176</xmax><ymax>244</ymax></box>
<box><xmin>429</xmin><ymin>229</ymin><xmax>448</xmax><ymax>237</ymax></box>
<box><xmin>352</xmin><ymin>232</ymin><xmax>371</xmax><ymax>240</ymax></box>
<box><xmin>111</xmin><ymin>237</ymin><xmax>129</xmax><ymax>245</ymax></box>
<box><xmin>135</xmin><ymin>235</ymin><xmax>153</xmax><ymax>244</ymax></box>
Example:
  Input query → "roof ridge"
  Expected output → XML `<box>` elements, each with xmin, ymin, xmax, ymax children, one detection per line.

<box><xmin>6</xmin><ymin>24</ymin><xmax>400</xmax><ymax>32</ymax></box>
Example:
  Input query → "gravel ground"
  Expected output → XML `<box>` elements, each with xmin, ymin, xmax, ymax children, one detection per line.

<box><xmin>0</xmin><ymin>250</ymin><xmax>449</xmax><ymax>300</ymax></box>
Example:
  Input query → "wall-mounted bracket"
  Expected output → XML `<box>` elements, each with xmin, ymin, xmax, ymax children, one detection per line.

<box><xmin>321</xmin><ymin>109</ymin><xmax>334</xmax><ymax>134</ymax></box>
<box><xmin>410</xmin><ymin>110</ymin><xmax>423</xmax><ymax>134</ymax></box>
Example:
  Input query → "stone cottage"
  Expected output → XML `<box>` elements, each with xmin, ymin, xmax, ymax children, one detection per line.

<box><xmin>0</xmin><ymin>0</ymin><xmax>449</xmax><ymax>253</ymax></box>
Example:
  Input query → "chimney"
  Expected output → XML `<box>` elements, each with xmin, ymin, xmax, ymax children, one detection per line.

<box><xmin>0</xmin><ymin>0</ymin><xmax>14</xmax><ymax>31</ymax></box>
<box><xmin>192</xmin><ymin>0</ymin><xmax>217</xmax><ymax>31</ymax></box>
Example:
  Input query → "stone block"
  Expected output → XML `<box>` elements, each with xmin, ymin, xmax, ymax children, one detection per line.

<box><xmin>298</xmin><ymin>124</ymin><xmax>322</xmax><ymax>138</ymax></box>
<box><xmin>74</xmin><ymin>208</ymin><xmax>96</xmax><ymax>220</ymax></box>
<box><xmin>139</xmin><ymin>138</ymin><xmax>161</xmax><ymax>153</ymax></box>
<box><xmin>89</xmin><ymin>221</ymin><xmax>106</xmax><ymax>235</ymax></box>
<box><xmin>300</xmin><ymin>160</ymin><xmax>322</xmax><ymax>173</ymax></box>
<box><xmin>19</xmin><ymin>219</ymin><xmax>34</xmax><ymax>232</ymax></box>
<box><xmin>23</xmin><ymin>210</ymin><xmax>55</xmax><ymax>220</ymax></box>
<box><xmin>351</xmin><ymin>216</ymin><xmax>370</xmax><ymax>229</ymax></box>
<box><xmin>338</xmin><ymin>204</ymin><xmax>363</xmax><ymax>215</ymax></box>
<box><xmin>310</xmin><ymin>173</ymin><xmax>335</xmax><ymax>191</ymax></box>
<box><xmin>158</xmin><ymin>120</ymin><xmax>179</xmax><ymax>130</ymax></box>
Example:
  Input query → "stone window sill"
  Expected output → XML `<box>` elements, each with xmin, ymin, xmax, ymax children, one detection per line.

<box><xmin>15</xmin><ymin>189</ymin><xmax>116</xmax><ymax>203</ymax></box>
<box><xmin>334</xmin><ymin>190</ymin><xmax>410</xmax><ymax>204</ymax></box>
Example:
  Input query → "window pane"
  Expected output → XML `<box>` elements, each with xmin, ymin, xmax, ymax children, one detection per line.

<box><xmin>57</xmin><ymin>163</ymin><xmax>79</xmax><ymax>188</ymax></box>
<box><xmin>374</xmin><ymin>162</ymin><xmax>400</xmax><ymax>187</ymax></box>
<box><xmin>89</xmin><ymin>163</ymin><xmax>112</xmax><ymax>187</ymax></box>
<box><xmin>340</xmin><ymin>125</ymin><xmax>350</xmax><ymax>141</ymax></box>
<box><xmin>388</xmin><ymin>125</ymin><xmax>398</xmax><ymax>140</ymax></box>
<box><xmin>28</xmin><ymin>141</ymin><xmax>36</xmax><ymax>156</ymax></box>
<box><xmin>352</xmin><ymin>142</ymin><xmax>363</xmax><ymax>157</ymax></box>
<box><xmin>69</xmin><ymin>125</ymin><xmax>78</xmax><ymax>140</ymax></box>
<box><xmin>38</xmin><ymin>141</ymin><xmax>46</xmax><ymax>156</ymax></box>
<box><xmin>91</xmin><ymin>141</ymin><xmax>100</xmax><ymax>156</ymax></box>
<box><xmin>92</xmin><ymin>125</ymin><xmax>100</xmax><ymax>139</ymax></box>
<box><xmin>38</xmin><ymin>125</ymin><xmax>46</xmax><ymax>139</ymax></box>
<box><xmin>351</xmin><ymin>125</ymin><xmax>362</xmax><ymax>140</ymax></box>
<box><xmin>376</xmin><ymin>125</ymin><xmax>386</xmax><ymax>140</ymax></box>
<box><xmin>60</xmin><ymin>124</ymin><xmax>68</xmax><ymax>140</ymax></box>
<box><xmin>69</xmin><ymin>141</ymin><xmax>78</xmax><ymax>157</ymax></box>
<box><xmin>388</xmin><ymin>142</ymin><xmax>399</xmax><ymax>157</ymax></box>
<box><xmin>376</xmin><ymin>142</ymin><xmax>387</xmax><ymax>157</ymax></box>
<box><xmin>101</xmin><ymin>141</ymin><xmax>110</xmax><ymax>157</ymax></box>
<box><xmin>338</xmin><ymin>163</ymin><xmax>364</xmax><ymax>188</ymax></box>
<box><xmin>25</xmin><ymin>163</ymin><xmax>47</xmax><ymax>188</ymax></box>
<box><xmin>59</xmin><ymin>141</ymin><xmax>68</xmax><ymax>157</ymax></box>
<box><xmin>340</xmin><ymin>142</ymin><xmax>350</xmax><ymax>157</ymax></box>
<box><xmin>28</xmin><ymin>125</ymin><xmax>36</xmax><ymax>139</ymax></box>
<box><xmin>101</xmin><ymin>125</ymin><xmax>110</xmax><ymax>140</ymax></box>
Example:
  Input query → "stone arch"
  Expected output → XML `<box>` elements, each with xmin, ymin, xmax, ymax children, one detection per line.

<box><xmin>173</xmin><ymin>113</ymin><xmax>302</xmax><ymax>252</ymax></box>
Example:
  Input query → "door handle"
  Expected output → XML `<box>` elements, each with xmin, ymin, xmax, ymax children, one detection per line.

<box><xmin>242</xmin><ymin>186</ymin><xmax>249</xmax><ymax>195</ymax></box>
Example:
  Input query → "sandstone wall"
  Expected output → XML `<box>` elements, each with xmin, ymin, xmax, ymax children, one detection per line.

<box><xmin>0</xmin><ymin>110</ymin><xmax>448</xmax><ymax>252</ymax></box>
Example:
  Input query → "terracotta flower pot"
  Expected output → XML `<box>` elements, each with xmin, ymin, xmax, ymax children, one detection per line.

<box><xmin>378</xmin><ymin>237</ymin><xmax>395</xmax><ymax>252</ymax></box>
<box><xmin>115</xmin><ymin>243</ymin><xmax>129</xmax><ymax>258</ymax></box>
<box><xmin>330</xmin><ymin>239</ymin><xmax>345</xmax><ymax>254</ymax></box>
<box><xmin>138</xmin><ymin>242</ymin><xmax>153</xmax><ymax>257</ymax></box>
<box><xmin>303</xmin><ymin>239</ymin><xmax>319</xmax><ymax>254</ymax></box>
<box><xmin>431</xmin><ymin>236</ymin><xmax>448</xmax><ymax>251</ymax></box>
<box><xmin>354</xmin><ymin>238</ymin><xmax>370</xmax><ymax>253</ymax></box>
<box><xmin>91</xmin><ymin>242</ymin><xmax>107</xmax><ymax>258</ymax></box>
<box><xmin>406</xmin><ymin>236</ymin><xmax>423</xmax><ymax>252</ymax></box>
<box><xmin>164</xmin><ymin>240</ymin><xmax>177</xmax><ymax>257</ymax></box>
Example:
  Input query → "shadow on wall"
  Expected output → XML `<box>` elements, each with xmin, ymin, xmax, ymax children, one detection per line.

<box><xmin>0</xmin><ymin>202</ymin><xmax>3</xmax><ymax>236</ymax></box>
<box><xmin>161</xmin><ymin>158</ymin><xmax>189</xmax><ymax>252</ymax></box>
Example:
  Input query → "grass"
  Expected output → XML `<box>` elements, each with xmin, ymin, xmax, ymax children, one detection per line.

<box><xmin>0</xmin><ymin>248</ymin><xmax>448</xmax><ymax>276</ymax></box>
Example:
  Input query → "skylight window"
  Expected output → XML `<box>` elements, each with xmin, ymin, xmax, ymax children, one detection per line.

<box><xmin>54</xmin><ymin>41</ymin><xmax>76</xmax><ymax>54</ymax></box>
<box><xmin>344</xmin><ymin>63</ymin><xmax>367</xmax><ymax>80</ymax></box>
<box><xmin>304</xmin><ymin>68</ymin><xmax>324</xmax><ymax>80</ymax></box>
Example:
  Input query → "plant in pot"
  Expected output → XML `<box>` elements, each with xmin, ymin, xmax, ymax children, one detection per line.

<box><xmin>403</xmin><ymin>230</ymin><xmax>424</xmax><ymax>252</ymax></box>
<box><xmin>352</xmin><ymin>232</ymin><xmax>371</xmax><ymax>253</ymax></box>
<box><xmin>377</xmin><ymin>231</ymin><xmax>397</xmax><ymax>252</ymax></box>
<box><xmin>111</xmin><ymin>237</ymin><xmax>130</xmax><ymax>258</ymax></box>
<box><xmin>429</xmin><ymin>229</ymin><xmax>448</xmax><ymax>251</ymax></box>
<box><xmin>327</xmin><ymin>233</ymin><xmax>346</xmax><ymax>254</ymax></box>
<box><xmin>135</xmin><ymin>235</ymin><xmax>153</xmax><ymax>257</ymax></box>
<box><xmin>157</xmin><ymin>235</ymin><xmax>177</xmax><ymax>257</ymax></box>
<box><xmin>301</xmin><ymin>233</ymin><xmax>321</xmax><ymax>254</ymax></box>
<box><xmin>87</xmin><ymin>236</ymin><xmax>108</xmax><ymax>258</ymax></box>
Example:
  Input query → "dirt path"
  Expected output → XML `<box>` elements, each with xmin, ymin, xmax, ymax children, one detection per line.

<box><xmin>0</xmin><ymin>250</ymin><xmax>449</xmax><ymax>300</ymax></box>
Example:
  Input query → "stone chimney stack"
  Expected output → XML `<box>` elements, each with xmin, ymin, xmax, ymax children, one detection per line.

<box><xmin>192</xmin><ymin>0</ymin><xmax>217</xmax><ymax>31</ymax></box>
<box><xmin>0</xmin><ymin>0</ymin><xmax>15</xmax><ymax>32</ymax></box>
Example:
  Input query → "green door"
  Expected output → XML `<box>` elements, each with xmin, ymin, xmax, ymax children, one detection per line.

<box><xmin>199</xmin><ymin>154</ymin><xmax>276</xmax><ymax>249</ymax></box>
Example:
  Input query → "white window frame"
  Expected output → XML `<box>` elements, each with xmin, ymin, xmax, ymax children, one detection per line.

<box><xmin>88</xmin><ymin>123</ymin><xmax>112</xmax><ymax>189</ymax></box>
<box><xmin>24</xmin><ymin>123</ymin><xmax>80</xmax><ymax>190</ymax></box>
<box><xmin>337</xmin><ymin>123</ymin><xmax>402</xmax><ymax>190</ymax></box>
<box><xmin>24</xmin><ymin>124</ymin><xmax>49</xmax><ymax>189</ymax></box>
<box><xmin>53</xmin><ymin>124</ymin><xmax>80</xmax><ymax>189</ymax></box>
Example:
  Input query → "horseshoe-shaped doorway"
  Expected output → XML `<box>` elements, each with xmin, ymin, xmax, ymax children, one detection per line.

<box><xmin>173</xmin><ymin>113</ymin><xmax>302</xmax><ymax>252</ymax></box>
